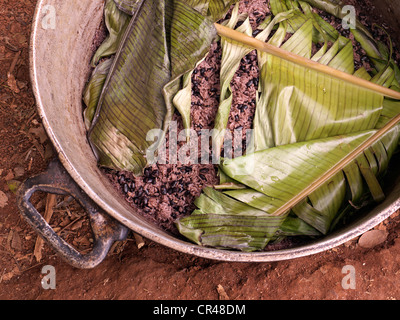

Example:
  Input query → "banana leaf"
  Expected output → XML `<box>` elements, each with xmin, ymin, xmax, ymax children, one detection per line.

<box><xmin>83</xmin><ymin>58</ymin><xmax>113</xmax><ymax>130</ymax></box>
<box><xmin>301</xmin><ymin>0</ymin><xmax>400</xmax><ymax>83</ymax></box>
<box><xmin>87</xmin><ymin>0</ymin><xmax>238</xmax><ymax>175</ymax></box>
<box><xmin>114</xmin><ymin>0</ymin><xmax>239</xmax><ymax>20</ymax></box>
<box><xmin>176</xmin><ymin>2</ymin><xmax>400</xmax><ymax>250</ymax></box>
<box><xmin>177</xmin><ymin>213</ymin><xmax>286</xmax><ymax>251</ymax></box>
<box><xmin>91</xmin><ymin>0</ymin><xmax>131</xmax><ymax>67</ymax></box>
<box><xmin>112</xmin><ymin>0</ymin><xmax>142</xmax><ymax>15</ymax></box>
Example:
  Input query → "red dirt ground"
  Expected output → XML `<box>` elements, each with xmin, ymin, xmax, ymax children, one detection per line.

<box><xmin>1</xmin><ymin>0</ymin><xmax>400</xmax><ymax>301</ymax></box>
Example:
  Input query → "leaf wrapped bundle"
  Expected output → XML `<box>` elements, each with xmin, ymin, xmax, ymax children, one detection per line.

<box><xmin>176</xmin><ymin>0</ymin><xmax>400</xmax><ymax>251</ymax></box>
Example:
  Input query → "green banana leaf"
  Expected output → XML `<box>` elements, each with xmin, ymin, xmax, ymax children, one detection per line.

<box><xmin>87</xmin><ymin>0</ymin><xmax>237</xmax><ymax>175</ymax></box>
<box><xmin>112</xmin><ymin>0</ymin><xmax>142</xmax><ymax>15</ymax></box>
<box><xmin>83</xmin><ymin>58</ymin><xmax>113</xmax><ymax>130</ymax></box>
<box><xmin>177</xmin><ymin>213</ymin><xmax>286</xmax><ymax>252</ymax></box>
<box><xmin>91</xmin><ymin>0</ymin><xmax>131</xmax><ymax>67</ymax></box>
<box><xmin>114</xmin><ymin>0</ymin><xmax>239</xmax><ymax>20</ymax></box>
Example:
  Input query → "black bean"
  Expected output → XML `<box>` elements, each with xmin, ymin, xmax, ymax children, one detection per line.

<box><xmin>246</xmin><ymin>79</ymin><xmax>254</xmax><ymax>87</ymax></box>
<box><xmin>144</xmin><ymin>167</ymin><xmax>151</xmax><ymax>177</ymax></box>
<box><xmin>199</xmin><ymin>174</ymin><xmax>206</xmax><ymax>180</ymax></box>
<box><xmin>130</xmin><ymin>181</ymin><xmax>136</xmax><ymax>192</ymax></box>
<box><xmin>236</xmin><ymin>21</ymin><xmax>244</xmax><ymax>28</ymax></box>
<box><xmin>200</xmin><ymin>168</ymin><xmax>209</xmax><ymax>173</ymax></box>
<box><xmin>123</xmin><ymin>184</ymin><xmax>128</xmax><ymax>194</ymax></box>
<box><xmin>161</xmin><ymin>186</ymin><xmax>167</xmax><ymax>195</ymax></box>
<box><xmin>252</xmin><ymin>29</ymin><xmax>262</xmax><ymax>37</ymax></box>
<box><xmin>119</xmin><ymin>175</ymin><xmax>125</xmax><ymax>184</ymax></box>
<box><xmin>234</xmin><ymin>114</ymin><xmax>239</xmax><ymax>122</ymax></box>
<box><xmin>142</xmin><ymin>197</ymin><xmax>148</xmax><ymax>206</ymax></box>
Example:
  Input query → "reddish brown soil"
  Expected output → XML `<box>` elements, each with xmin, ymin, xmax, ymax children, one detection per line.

<box><xmin>1</xmin><ymin>0</ymin><xmax>400</xmax><ymax>301</ymax></box>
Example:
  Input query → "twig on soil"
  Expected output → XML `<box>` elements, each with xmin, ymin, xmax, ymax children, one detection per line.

<box><xmin>6</xmin><ymin>50</ymin><xmax>21</xmax><ymax>94</ymax></box>
<box><xmin>33</xmin><ymin>193</ymin><xmax>57</xmax><ymax>262</ymax></box>
<box><xmin>133</xmin><ymin>233</ymin><xmax>145</xmax><ymax>249</ymax></box>
<box><xmin>0</xmin><ymin>268</ymin><xmax>6</xmax><ymax>284</ymax></box>
<box><xmin>20</xmin><ymin>129</ymin><xmax>46</xmax><ymax>160</ymax></box>
<box><xmin>58</xmin><ymin>216</ymin><xmax>84</xmax><ymax>233</ymax></box>
<box><xmin>217</xmin><ymin>284</ymin><xmax>230</xmax><ymax>300</ymax></box>
<box><xmin>8</xmin><ymin>50</ymin><xmax>21</xmax><ymax>75</ymax></box>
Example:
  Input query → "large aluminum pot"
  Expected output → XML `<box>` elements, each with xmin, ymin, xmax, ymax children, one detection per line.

<box><xmin>19</xmin><ymin>0</ymin><xmax>400</xmax><ymax>268</ymax></box>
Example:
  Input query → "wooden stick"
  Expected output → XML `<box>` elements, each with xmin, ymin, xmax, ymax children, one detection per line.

<box><xmin>214</xmin><ymin>23</ymin><xmax>400</xmax><ymax>100</ymax></box>
<box><xmin>272</xmin><ymin>112</ymin><xmax>400</xmax><ymax>216</ymax></box>
<box><xmin>133</xmin><ymin>233</ymin><xmax>145</xmax><ymax>249</ymax></box>
<box><xmin>34</xmin><ymin>194</ymin><xmax>57</xmax><ymax>262</ymax></box>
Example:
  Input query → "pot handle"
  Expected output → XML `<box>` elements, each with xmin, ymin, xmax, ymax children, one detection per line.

<box><xmin>16</xmin><ymin>159</ymin><xmax>129</xmax><ymax>269</ymax></box>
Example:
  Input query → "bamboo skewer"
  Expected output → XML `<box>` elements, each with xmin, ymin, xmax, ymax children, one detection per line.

<box><xmin>214</xmin><ymin>23</ymin><xmax>400</xmax><ymax>100</ymax></box>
